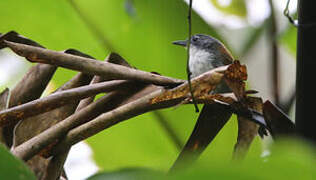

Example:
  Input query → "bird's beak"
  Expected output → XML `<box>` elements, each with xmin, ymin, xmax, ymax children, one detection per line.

<box><xmin>172</xmin><ymin>40</ymin><xmax>187</xmax><ymax>47</ymax></box>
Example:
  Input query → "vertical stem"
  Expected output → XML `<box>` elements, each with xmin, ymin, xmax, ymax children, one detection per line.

<box><xmin>295</xmin><ymin>0</ymin><xmax>316</xmax><ymax>142</ymax></box>
<box><xmin>187</xmin><ymin>0</ymin><xmax>199</xmax><ymax>112</ymax></box>
<box><xmin>268</xmin><ymin>0</ymin><xmax>280</xmax><ymax>106</ymax></box>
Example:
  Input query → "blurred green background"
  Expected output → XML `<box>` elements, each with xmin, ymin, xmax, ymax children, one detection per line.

<box><xmin>1</xmin><ymin>0</ymin><xmax>314</xmax><ymax>179</ymax></box>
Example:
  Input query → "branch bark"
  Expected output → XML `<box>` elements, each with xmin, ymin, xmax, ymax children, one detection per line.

<box><xmin>0</xmin><ymin>80</ymin><xmax>128</xmax><ymax>127</ymax></box>
<box><xmin>2</xmin><ymin>40</ymin><xmax>184</xmax><ymax>86</ymax></box>
<box><xmin>42</xmin><ymin>51</ymin><xmax>135</xmax><ymax>180</ymax></box>
<box><xmin>12</xmin><ymin>64</ymin><xmax>237</xmax><ymax>161</ymax></box>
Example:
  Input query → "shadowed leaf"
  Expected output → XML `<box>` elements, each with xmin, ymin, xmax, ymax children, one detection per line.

<box><xmin>263</xmin><ymin>100</ymin><xmax>296</xmax><ymax>138</ymax></box>
<box><xmin>87</xmin><ymin>168</ymin><xmax>163</xmax><ymax>180</ymax></box>
<box><xmin>233</xmin><ymin>97</ymin><xmax>262</xmax><ymax>159</ymax></box>
<box><xmin>169</xmin><ymin>103</ymin><xmax>233</xmax><ymax>171</ymax></box>
<box><xmin>0</xmin><ymin>143</ymin><xmax>36</xmax><ymax>180</ymax></box>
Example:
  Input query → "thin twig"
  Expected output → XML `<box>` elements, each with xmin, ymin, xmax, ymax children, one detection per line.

<box><xmin>2</xmin><ymin>40</ymin><xmax>184</xmax><ymax>86</ymax></box>
<box><xmin>187</xmin><ymin>0</ymin><xmax>199</xmax><ymax>113</ymax></box>
<box><xmin>283</xmin><ymin>0</ymin><xmax>298</xmax><ymax>27</ymax></box>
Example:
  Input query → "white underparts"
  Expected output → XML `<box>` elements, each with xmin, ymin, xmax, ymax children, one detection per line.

<box><xmin>189</xmin><ymin>46</ymin><xmax>216</xmax><ymax>78</ymax></box>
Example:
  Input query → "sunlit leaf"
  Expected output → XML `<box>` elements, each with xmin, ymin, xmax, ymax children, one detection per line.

<box><xmin>88</xmin><ymin>139</ymin><xmax>316</xmax><ymax>179</ymax></box>
<box><xmin>87</xmin><ymin>168</ymin><xmax>163</xmax><ymax>180</ymax></box>
<box><xmin>280</xmin><ymin>25</ymin><xmax>297</xmax><ymax>55</ymax></box>
<box><xmin>210</xmin><ymin>0</ymin><xmax>247</xmax><ymax>17</ymax></box>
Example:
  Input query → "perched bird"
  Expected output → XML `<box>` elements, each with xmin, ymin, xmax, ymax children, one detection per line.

<box><xmin>173</xmin><ymin>34</ymin><xmax>233</xmax><ymax>79</ymax></box>
<box><xmin>170</xmin><ymin>34</ymin><xmax>234</xmax><ymax>171</ymax></box>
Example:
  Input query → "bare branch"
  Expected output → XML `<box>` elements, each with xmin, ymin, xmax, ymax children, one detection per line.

<box><xmin>51</xmin><ymin>95</ymin><xmax>237</xmax><ymax>158</ymax></box>
<box><xmin>41</xmin><ymin>53</ymin><xmax>133</xmax><ymax>180</ymax></box>
<box><xmin>49</xmin><ymin>89</ymin><xmax>165</xmax><ymax>157</ymax></box>
<box><xmin>12</xmin><ymin>80</ymin><xmax>154</xmax><ymax>161</ymax></box>
<box><xmin>12</xmin><ymin>61</ymin><xmax>247</xmax><ymax>161</ymax></box>
<box><xmin>43</xmin><ymin>149</ymin><xmax>69</xmax><ymax>180</ymax></box>
<box><xmin>0</xmin><ymin>88</ymin><xmax>9</xmax><ymax>145</ymax></box>
<box><xmin>12</xmin><ymin>91</ymin><xmax>120</xmax><ymax>161</ymax></box>
<box><xmin>0</xmin><ymin>80</ymin><xmax>128</xmax><ymax>127</ymax></box>
<box><xmin>2</xmin><ymin>40</ymin><xmax>184</xmax><ymax>86</ymax></box>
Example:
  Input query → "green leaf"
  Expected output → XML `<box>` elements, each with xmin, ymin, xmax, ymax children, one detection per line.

<box><xmin>171</xmin><ymin>138</ymin><xmax>316</xmax><ymax>179</ymax></box>
<box><xmin>0</xmin><ymin>144</ymin><xmax>36</xmax><ymax>180</ymax></box>
<box><xmin>87</xmin><ymin>168</ymin><xmax>163</xmax><ymax>180</ymax></box>
<box><xmin>0</xmin><ymin>0</ymin><xmax>105</xmax><ymax>87</ymax></box>
<box><xmin>0</xmin><ymin>0</ymin><xmax>258</xmax><ymax>173</ymax></box>
<box><xmin>210</xmin><ymin>0</ymin><xmax>247</xmax><ymax>17</ymax></box>
<box><xmin>87</xmin><ymin>138</ymin><xmax>316</xmax><ymax>180</ymax></box>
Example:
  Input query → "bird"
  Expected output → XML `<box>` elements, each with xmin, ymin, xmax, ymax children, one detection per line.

<box><xmin>173</xmin><ymin>34</ymin><xmax>233</xmax><ymax>93</ymax></box>
<box><xmin>170</xmin><ymin>34</ymin><xmax>234</xmax><ymax>171</ymax></box>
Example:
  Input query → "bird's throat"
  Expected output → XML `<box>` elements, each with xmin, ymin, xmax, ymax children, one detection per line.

<box><xmin>189</xmin><ymin>46</ymin><xmax>216</xmax><ymax>78</ymax></box>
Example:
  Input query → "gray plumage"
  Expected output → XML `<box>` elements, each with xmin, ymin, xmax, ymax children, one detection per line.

<box><xmin>173</xmin><ymin>34</ymin><xmax>234</xmax><ymax>92</ymax></box>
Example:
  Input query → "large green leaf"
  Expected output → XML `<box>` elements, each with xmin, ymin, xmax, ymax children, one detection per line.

<box><xmin>87</xmin><ymin>168</ymin><xmax>163</xmax><ymax>180</ymax></box>
<box><xmin>0</xmin><ymin>144</ymin><xmax>36</xmax><ymax>180</ymax></box>
<box><xmin>210</xmin><ymin>0</ymin><xmax>247</xmax><ymax>17</ymax></box>
<box><xmin>0</xmin><ymin>0</ymin><xmax>259</xmax><ymax>173</ymax></box>
<box><xmin>0</xmin><ymin>0</ymin><xmax>105</xmax><ymax>87</ymax></box>
<box><xmin>88</xmin><ymin>139</ymin><xmax>316</xmax><ymax>179</ymax></box>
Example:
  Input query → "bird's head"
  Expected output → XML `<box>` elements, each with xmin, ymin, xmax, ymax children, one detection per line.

<box><xmin>172</xmin><ymin>34</ymin><xmax>222</xmax><ymax>52</ymax></box>
<box><xmin>172</xmin><ymin>34</ymin><xmax>234</xmax><ymax>64</ymax></box>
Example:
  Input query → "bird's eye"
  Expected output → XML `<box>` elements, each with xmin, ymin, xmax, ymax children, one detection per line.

<box><xmin>192</xmin><ymin>36</ymin><xmax>198</xmax><ymax>42</ymax></box>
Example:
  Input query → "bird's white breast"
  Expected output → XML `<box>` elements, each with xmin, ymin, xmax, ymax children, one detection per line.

<box><xmin>189</xmin><ymin>46</ymin><xmax>216</xmax><ymax>78</ymax></box>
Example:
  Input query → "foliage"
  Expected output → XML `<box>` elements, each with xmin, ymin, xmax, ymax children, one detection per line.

<box><xmin>210</xmin><ymin>0</ymin><xmax>247</xmax><ymax>17</ymax></box>
<box><xmin>88</xmin><ymin>139</ymin><xmax>316</xmax><ymax>179</ymax></box>
<box><xmin>0</xmin><ymin>144</ymin><xmax>36</xmax><ymax>180</ymax></box>
<box><xmin>0</xmin><ymin>0</ymin><xmax>304</xmax><ymax>179</ymax></box>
